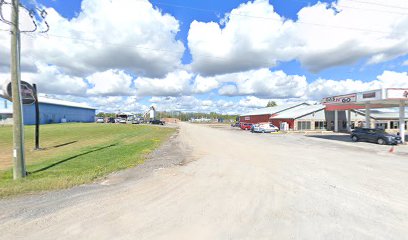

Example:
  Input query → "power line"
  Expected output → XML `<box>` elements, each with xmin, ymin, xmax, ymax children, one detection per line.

<box><xmin>31</xmin><ymin>32</ymin><xmax>279</xmax><ymax>66</ymax></box>
<box><xmin>330</xmin><ymin>4</ymin><xmax>407</xmax><ymax>16</ymax></box>
<box><xmin>290</xmin><ymin>0</ymin><xmax>408</xmax><ymax>11</ymax></box>
<box><xmin>142</xmin><ymin>0</ymin><xmax>408</xmax><ymax>17</ymax></box>
<box><xmin>6</xmin><ymin>0</ymin><xmax>406</xmax><ymax>68</ymax></box>
<box><xmin>342</xmin><ymin>0</ymin><xmax>408</xmax><ymax>10</ymax></box>
<box><xmin>7</xmin><ymin>0</ymin><xmax>403</xmax><ymax>36</ymax></box>
<box><xmin>133</xmin><ymin>0</ymin><xmax>405</xmax><ymax>34</ymax></box>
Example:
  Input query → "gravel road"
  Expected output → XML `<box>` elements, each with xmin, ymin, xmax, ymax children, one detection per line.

<box><xmin>1</xmin><ymin>123</ymin><xmax>407</xmax><ymax>240</ymax></box>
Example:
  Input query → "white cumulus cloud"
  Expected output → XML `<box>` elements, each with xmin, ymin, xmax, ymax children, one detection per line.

<box><xmin>0</xmin><ymin>0</ymin><xmax>185</xmax><ymax>78</ymax></box>
<box><xmin>135</xmin><ymin>71</ymin><xmax>193</xmax><ymax>97</ymax></box>
<box><xmin>87</xmin><ymin>69</ymin><xmax>134</xmax><ymax>96</ymax></box>
<box><xmin>188</xmin><ymin>0</ymin><xmax>408</xmax><ymax>76</ymax></box>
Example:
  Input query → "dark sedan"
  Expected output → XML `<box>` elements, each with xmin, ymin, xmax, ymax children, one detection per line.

<box><xmin>350</xmin><ymin>128</ymin><xmax>402</xmax><ymax>145</ymax></box>
<box><xmin>150</xmin><ymin>119</ymin><xmax>165</xmax><ymax>125</ymax></box>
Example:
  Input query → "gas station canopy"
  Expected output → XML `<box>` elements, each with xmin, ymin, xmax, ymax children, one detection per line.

<box><xmin>322</xmin><ymin>88</ymin><xmax>408</xmax><ymax>111</ymax></box>
<box><xmin>322</xmin><ymin>88</ymin><xmax>407</xmax><ymax>143</ymax></box>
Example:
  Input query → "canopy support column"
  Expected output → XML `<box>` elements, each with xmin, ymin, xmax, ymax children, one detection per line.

<box><xmin>347</xmin><ymin>110</ymin><xmax>352</xmax><ymax>132</ymax></box>
<box><xmin>334</xmin><ymin>110</ymin><xmax>339</xmax><ymax>132</ymax></box>
<box><xmin>365</xmin><ymin>104</ymin><xmax>371</xmax><ymax>128</ymax></box>
<box><xmin>399</xmin><ymin>101</ymin><xmax>405</xmax><ymax>143</ymax></box>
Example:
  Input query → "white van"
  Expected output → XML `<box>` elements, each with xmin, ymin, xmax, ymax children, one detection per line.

<box><xmin>251</xmin><ymin>122</ymin><xmax>279</xmax><ymax>133</ymax></box>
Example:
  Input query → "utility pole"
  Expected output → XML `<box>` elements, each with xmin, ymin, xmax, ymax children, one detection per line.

<box><xmin>10</xmin><ymin>0</ymin><xmax>26</xmax><ymax>179</ymax></box>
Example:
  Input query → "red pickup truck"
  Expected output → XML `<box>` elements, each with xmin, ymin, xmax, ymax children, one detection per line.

<box><xmin>240</xmin><ymin>123</ymin><xmax>253</xmax><ymax>130</ymax></box>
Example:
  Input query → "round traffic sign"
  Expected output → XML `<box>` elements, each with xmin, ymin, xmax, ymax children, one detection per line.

<box><xmin>5</xmin><ymin>81</ymin><xmax>36</xmax><ymax>105</ymax></box>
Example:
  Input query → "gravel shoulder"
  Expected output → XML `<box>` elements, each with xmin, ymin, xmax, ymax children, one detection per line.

<box><xmin>1</xmin><ymin>122</ymin><xmax>407</xmax><ymax>240</ymax></box>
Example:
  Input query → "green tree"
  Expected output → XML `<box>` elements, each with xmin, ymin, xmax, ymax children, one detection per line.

<box><xmin>266</xmin><ymin>101</ymin><xmax>277</xmax><ymax>107</ymax></box>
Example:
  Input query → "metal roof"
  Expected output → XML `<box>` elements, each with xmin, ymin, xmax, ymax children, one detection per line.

<box><xmin>0</xmin><ymin>96</ymin><xmax>96</xmax><ymax>110</ymax></box>
<box><xmin>0</xmin><ymin>108</ymin><xmax>12</xmax><ymax>114</ymax></box>
<box><xmin>270</xmin><ymin>104</ymin><xmax>326</xmax><ymax>119</ymax></box>
<box><xmin>38</xmin><ymin>97</ymin><xmax>96</xmax><ymax>110</ymax></box>
<box><xmin>240</xmin><ymin>103</ymin><xmax>308</xmax><ymax>116</ymax></box>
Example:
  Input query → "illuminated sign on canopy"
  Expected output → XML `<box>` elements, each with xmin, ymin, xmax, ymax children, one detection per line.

<box><xmin>387</xmin><ymin>89</ymin><xmax>408</xmax><ymax>99</ymax></box>
<box><xmin>322</xmin><ymin>94</ymin><xmax>357</xmax><ymax>104</ymax></box>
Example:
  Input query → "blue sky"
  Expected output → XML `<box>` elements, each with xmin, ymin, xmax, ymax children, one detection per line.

<box><xmin>13</xmin><ymin>0</ymin><xmax>408</xmax><ymax>86</ymax></box>
<box><xmin>36</xmin><ymin>0</ymin><xmax>405</xmax><ymax>80</ymax></box>
<box><xmin>1</xmin><ymin>0</ymin><xmax>407</xmax><ymax>113</ymax></box>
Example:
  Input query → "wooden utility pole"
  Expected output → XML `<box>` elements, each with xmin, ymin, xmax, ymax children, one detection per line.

<box><xmin>10</xmin><ymin>0</ymin><xmax>26</xmax><ymax>179</ymax></box>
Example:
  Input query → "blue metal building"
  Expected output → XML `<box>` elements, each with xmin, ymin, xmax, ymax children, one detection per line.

<box><xmin>22</xmin><ymin>97</ymin><xmax>96</xmax><ymax>125</ymax></box>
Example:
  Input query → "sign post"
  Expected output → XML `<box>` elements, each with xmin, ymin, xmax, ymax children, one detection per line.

<box><xmin>2</xmin><ymin>79</ymin><xmax>36</xmax><ymax>179</ymax></box>
<box><xmin>33</xmin><ymin>84</ymin><xmax>40</xmax><ymax>150</ymax></box>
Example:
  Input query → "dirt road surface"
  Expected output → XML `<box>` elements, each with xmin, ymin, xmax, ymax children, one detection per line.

<box><xmin>1</xmin><ymin>123</ymin><xmax>408</xmax><ymax>240</ymax></box>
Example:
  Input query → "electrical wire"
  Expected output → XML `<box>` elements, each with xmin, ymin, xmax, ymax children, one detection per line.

<box><xmin>142</xmin><ymin>0</ymin><xmax>408</xmax><ymax>17</ymax></box>
<box><xmin>132</xmin><ymin>0</ymin><xmax>405</xmax><ymax>34</ymax></box>
<box><xmin>3</xmin><ymin>0</ymin><xmax>407</xmax><ymax>67</ymax></box>
<box><xmin>327</xmin><ymin>4</ymin><xmax>407</xmax><ymax>16</ymax></box>
<box><xmin>0</xmin><ymin>0</ymin><xmax>49</xmax><ymax>33</ymax></box>
<box><xmin>288</xmin><ymin>0</ymin><xmax>408</xmax><ymax>15</ymax></box>
<box><xmin>30</xmin><ymin>32</ymin><xmax>281</xmax><ymax>67</ymax></box>
<box><xmin>342</xmin><ymin>0</ymin><xmax>408</xmax><ymax>10</ymax></box>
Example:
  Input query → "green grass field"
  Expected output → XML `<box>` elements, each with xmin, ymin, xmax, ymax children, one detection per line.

<box><xmin>0</xmin><ymin>123</ymin><xmax>175</xmax><ymax>198</ymax></box>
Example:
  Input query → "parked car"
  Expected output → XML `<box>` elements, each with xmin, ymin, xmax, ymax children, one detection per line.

<box><xmin>150</xmin><ymin>119</ymin><xmax>165</xmax><ymax>125</ymax></box>
<box><xmin>96</xmin><ymin>117</ymin><xmax>104</xmax><ymax>123</ymax></box>
<box><xmin>240</xmin><ymin>123</ymin><xmax>252</xmax><ymax>130</ymax></box>
<box><xmin>350</xmin><ymin>128</ymin><xmax>402</xmax><ymax>145</ymax></box>
<box><xmin>107</xmin><ymin>117</ymin><xmax>115</xmax><ymax>123</ymax></box>
<box><xmin>119</xmin><ymin>118</ymin><xmax>127</xmax><ymax>124</ymax></box>
<box><xmin>231</xmin><ymin>122</ymin><xmax>240</xmax><ymax>127</ymax></box>
<box><xmin>251</xmin><ymin>123</ymin><xmax>279</xmax><ymax>133</ymax></box>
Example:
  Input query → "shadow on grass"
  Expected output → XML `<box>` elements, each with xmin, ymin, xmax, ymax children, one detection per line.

<box><xmin>41</xmin><ymin>141</ymin><xmax>78</xmax><ymax>150</ymax></box>
<box><xmin>29</xmin><ymin>144</ymin><xmax>117</xmax><ymax>174</ymax></box>
<box><xmin>306</xmin><ymin>135</ymin><xmax>353</xmax><ymax>143</ymax></box>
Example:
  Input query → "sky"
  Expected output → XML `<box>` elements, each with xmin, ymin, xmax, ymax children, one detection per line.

<box><xmin>0</xmin><ymin>0</ymin><xmax>407</xmax><ymax>114</ymax></box>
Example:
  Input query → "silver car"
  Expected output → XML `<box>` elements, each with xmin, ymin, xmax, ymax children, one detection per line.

<box><xmin>251</xmin><ymin>123</ymin><xmax>279</xmax><ymax>133</ymax></box>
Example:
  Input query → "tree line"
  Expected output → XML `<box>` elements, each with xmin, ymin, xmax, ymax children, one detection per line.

<box><xmin>96</xmin><ymin>111</ymin><xmax>239</xmax><ymax>122</ymax></box>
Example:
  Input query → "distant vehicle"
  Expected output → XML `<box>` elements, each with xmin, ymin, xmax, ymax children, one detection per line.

<box><xmin>132</xmin><ymin>119</ymin><xmax>140</xmax><ymax>124</ymax></box>
<box><xmin>96</xmin><ymin>117</ymin><xmax>104</xmax><ymax>123</ymax></box>
<box><xmin>150</xmin><ymin>119</ymin><xmax>165</xmax><ymax>125</ymax></box>
<box><xmin>251</xmin><ymin>123</ymin><xmax>279</xmax><ymax>133</ymax></box>
<box><xmin>231</xmin><ymin>122</ymin><xmax>240</xmax><ymax>127</ymax></box>
<box><xmin>350</xmin><ymin>128</ymin><xmax>402</xmax><ymax>145</ymax></box>
<box><xmin>240</xmin><ymin>123</ymin><xmax>252</xmax><ymax>130</ymax></box>
<box><xmin>107</xmin><ymin>117</ymin><xmax>115</xmax><ymax>123</ymax></box>
<box><xmin>119</xmin><ymin>118</ymin><xmax>127</xmax><ymax>124</ymax></box>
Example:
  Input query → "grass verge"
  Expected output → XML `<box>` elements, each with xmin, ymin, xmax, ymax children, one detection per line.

<box><xmin>0</xmin><ymin>123</ymin><xmax>175</xmax><ymax>198</ymax></box>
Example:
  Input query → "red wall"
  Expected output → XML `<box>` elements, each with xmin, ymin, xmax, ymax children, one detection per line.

<box><xmin>270</xmin><ymin>119</ymin><xmax>295</xmax><ymax>130</ymax></box>
<box><xmin>239</xmin><ymin>114</ymin><xmax>271</xmax><ymax>124</ymax></box>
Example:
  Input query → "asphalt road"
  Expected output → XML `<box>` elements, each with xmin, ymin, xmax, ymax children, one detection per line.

<box><xmin>1</xmin><ymin>123</ymin><xmax>407</xmax><ymax>240</ymax></box>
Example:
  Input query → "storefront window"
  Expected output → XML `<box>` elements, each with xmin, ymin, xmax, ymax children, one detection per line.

<box><xmin>297</xmin><ymin>121</ymin><xmax>311</xmax><ymax>130</ymax></box>
<box><xmin>376</xmin><ymin>123</ymin><xmax>388</xmax><ymax>130</ymax></box>
<box><xmin>390</xmin><ymin>121</ymin><xmax>399</xmax><ymax>129</ymax></box>
<box><xmin>314</xmin><ymin>121</ymin><xmax>327</xmax><ymax>130</ymax></box>
<box><xmin>390</xmin><ymin>121</ymin><xmax>408</xmax><ymax>130</ymax></box>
